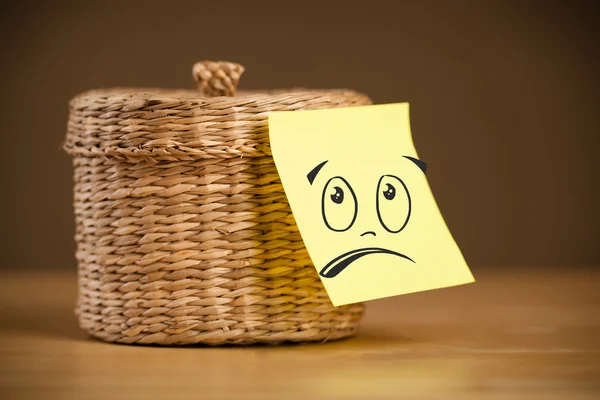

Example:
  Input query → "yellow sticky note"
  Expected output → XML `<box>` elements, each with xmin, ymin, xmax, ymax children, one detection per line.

<box><xmin>269</xmin><ymin>103</ymin><xmax>474</xmax><ymax>306</ymax></box>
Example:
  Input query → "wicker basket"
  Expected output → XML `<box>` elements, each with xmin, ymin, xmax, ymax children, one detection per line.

<box><xmin>63</xmin><ymin>61</ymin><xmax>372</xmax><ymax>345</ymax></box>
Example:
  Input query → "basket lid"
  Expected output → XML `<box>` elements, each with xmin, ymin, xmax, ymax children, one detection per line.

<box><xmin>64</xmin><ymin>61</ymin><xmax>371</xmax><ymax>162</ymax></box>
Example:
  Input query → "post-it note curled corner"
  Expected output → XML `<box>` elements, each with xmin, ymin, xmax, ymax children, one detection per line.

<box><xmin>268</xmin><ymin>103</ymin><xmax>475</xmax><ymax>306</ymax></box>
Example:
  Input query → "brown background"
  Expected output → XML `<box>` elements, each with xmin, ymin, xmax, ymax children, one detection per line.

<box><xmin>1</xmin><ymin>0</ymin><xmax>597</xmax><ymax>271</ymax></box>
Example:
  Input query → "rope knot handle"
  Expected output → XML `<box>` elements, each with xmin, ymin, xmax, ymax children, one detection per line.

<box><xmin>192</xmin><ymin>61</ymin><xmax>245</xmax><ymax>97</ymax></box>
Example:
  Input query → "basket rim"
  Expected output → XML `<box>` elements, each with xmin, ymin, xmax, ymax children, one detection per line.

<box><xmin>65</xmin><ymin>87</ymin><xmax>372</xmax><ymax>162</ymax></box>
<box><xmin>69</xmin><ymin>87</ymin><xmax>369</xmax><ymax>109</ymax></box>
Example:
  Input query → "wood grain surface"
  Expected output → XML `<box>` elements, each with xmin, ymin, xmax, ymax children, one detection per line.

<box><xmin>1</xmin><ymin>267</ymin><xmax>598</xmax><ymax>399</ymax></box>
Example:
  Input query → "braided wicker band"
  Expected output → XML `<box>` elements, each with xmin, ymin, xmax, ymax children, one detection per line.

<box><xmin>64</xmin><ymin>61</ymin><xmax>372</xmax><ymax>345</ymax></box>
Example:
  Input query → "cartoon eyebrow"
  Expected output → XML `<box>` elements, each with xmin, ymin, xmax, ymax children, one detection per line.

<box><xmin>403</xmin><ymin>156</ymin><xmax>427</xmax><ymax>174</ymax></box>
<box><xmin>307</xmin><ymin>160</ymin><xmax>329</xmax><ymax>185</ymax></box>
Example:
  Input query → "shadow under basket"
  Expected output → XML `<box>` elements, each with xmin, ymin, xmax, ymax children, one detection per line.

<box><xmin>63</xmin><ymin>61</ymin><xmax>371</xmax><ymax>345</ymax></box>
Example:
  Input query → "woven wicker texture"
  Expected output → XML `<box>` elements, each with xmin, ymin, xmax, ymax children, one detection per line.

<box><xmin>64</xmin><ymin>61</ymin><xmax>372</xmax><ymax>345</ymax></box>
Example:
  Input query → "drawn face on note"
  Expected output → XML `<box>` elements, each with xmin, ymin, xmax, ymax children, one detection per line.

<box><xmin>307</xmin><ymin>155</ymin><xmax>427</xmax><ymax>279</ymax></box>
<box><xmin>269</xmin><ymin>103</ymin><xmax>474</xmax><ymax>306</ymax></box>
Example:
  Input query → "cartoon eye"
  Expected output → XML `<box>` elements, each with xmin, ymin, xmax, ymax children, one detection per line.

<box><xmin>376</xmin><ymin>175</ymin><xmax>411</xmax><ymax>233</ymax></box>
<box><xmin>322</xmin><ymin>176</ymin><xmax>358</xmax><ymax>232</ymax></box>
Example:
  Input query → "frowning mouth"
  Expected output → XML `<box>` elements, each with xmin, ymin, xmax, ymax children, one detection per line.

<box><xmin>319</xmin><ymin>247</ymin><xmax>415</xmax><ymax>278</ymax></box>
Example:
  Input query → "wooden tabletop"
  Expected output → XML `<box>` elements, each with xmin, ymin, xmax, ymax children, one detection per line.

<box><xmin>1</xmin><ymin>267</ymin><xmax>598</xmax><ymax>399</ymax></box>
